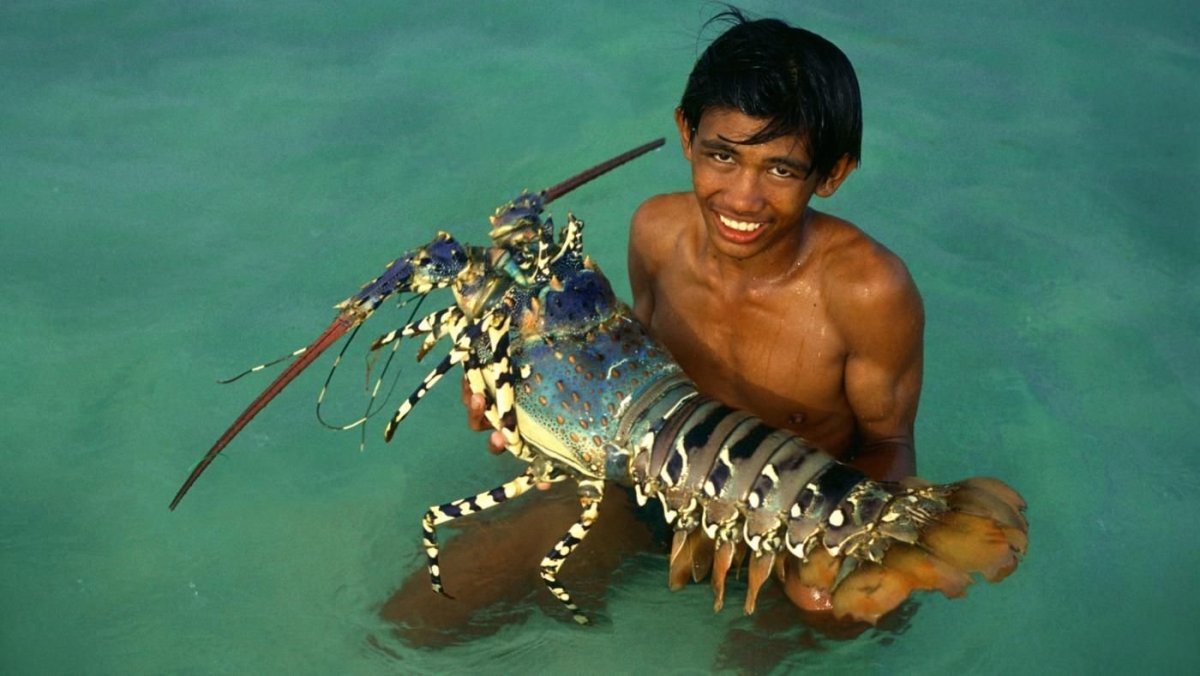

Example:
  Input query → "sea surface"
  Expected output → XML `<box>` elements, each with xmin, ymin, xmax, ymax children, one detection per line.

<box><xmin>2</xmin><ymin>1</ymin><xmax>1197</xmax><ymax>673</ymax></box>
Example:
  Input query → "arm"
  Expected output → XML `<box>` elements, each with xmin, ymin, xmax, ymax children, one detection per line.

<box><xmin>627</xmin><ymin>197</ymin><xmax>663</xmax><ymax>327</ymax></box>
<box><xmin>836</xmin><ymin>253</ymin><xmax>924</xmax><ymax>482</ymax></box>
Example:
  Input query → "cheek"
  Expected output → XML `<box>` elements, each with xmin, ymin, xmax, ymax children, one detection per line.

<box><xmin>764</xmin><ymin>183</ymin><xmax>813</xmax><ymax>215</ymax></box>
<box><xmin>690</xmin><ymin>163</ymin><xmax>722</xmax><ymax>195</ymax></box>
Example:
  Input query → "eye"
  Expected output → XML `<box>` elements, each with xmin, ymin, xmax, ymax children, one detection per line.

<box><xmin>769</xmin><ymin>165</ymin><xmax>797</xmax><ymax>179</ymax></box>
<box><xmin>708</xmin><ymin>151</ymin><xmax>734</xmax><ymax>164</ymax></box>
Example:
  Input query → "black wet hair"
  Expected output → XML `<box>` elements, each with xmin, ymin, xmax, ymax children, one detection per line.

<box><xmin>679</xmin><ymin>8</ymin><xmax>863</xmax><ymax>179</ymax></box>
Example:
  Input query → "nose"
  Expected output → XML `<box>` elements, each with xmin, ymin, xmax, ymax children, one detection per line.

<box><xmin>723</xmin><ymin>169</ymin><xmax>765</xmax><ymax>216</ymax></box>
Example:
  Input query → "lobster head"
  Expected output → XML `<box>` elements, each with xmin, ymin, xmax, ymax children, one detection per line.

<box><xmin>340</xmin><ymin>232</ymin><xmax>473</xmax><ymax>315</ymax></box>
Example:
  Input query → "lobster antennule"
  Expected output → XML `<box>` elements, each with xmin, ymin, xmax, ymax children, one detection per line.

<box><xmin>168</xmin><ymin>311</ymin><xmax>360</xmax><ymax>510</ymax></box>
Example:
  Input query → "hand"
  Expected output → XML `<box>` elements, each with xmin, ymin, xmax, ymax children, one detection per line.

<box><xmin>460</xmin><ymin>377</ymin><xmax>551</xmax><ymax>491</ymax></box>
<box><xmin>461</xmin><ymin>377</ymin><xmax>507</xmax><ymax>454</ymax></box>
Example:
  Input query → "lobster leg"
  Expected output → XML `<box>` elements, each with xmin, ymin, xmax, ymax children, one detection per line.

<box><xmin>382</xmin><ymin>310</ymin><xmax>497</xmax><ymax>441</ymax></box>
<box><xmin>383</xmin><ymin>351</ymin><xmax>463</xmax><ymax>441</ymax></box>
<box><xmin>538</xmin><ymin>478</ymin><xmax>605</xmax><ymax>625</ymax></box>
<box><xmin>484</xmin><ymin>321</ymin><xmax>525</xmax><ymax>456</ymax></box>
<box><xmin>463</xmin><ymin>311</ymin><xmax>533</xmax><ymax>461</ymax></box>
<box><xmin>370</xmin><ymin>306</ymin><xmax>463</xmax><ymax>355</ymax></box>
<box><xmin>420</xmin><ymin>471</ymin><xmax>540</xmax><ymax>598</ymax></box>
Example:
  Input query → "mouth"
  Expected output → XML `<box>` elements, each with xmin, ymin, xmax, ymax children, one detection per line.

<box><xmin>714</xmin><ymin>212</ymin><xmax>768</xmax><ymax>243</ymax></box>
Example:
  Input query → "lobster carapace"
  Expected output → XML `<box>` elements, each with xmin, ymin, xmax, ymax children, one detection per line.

<box><xmin>171</xmin><ymin>139</ymin><xmax>1027</xmax><ymax>625</ymax></box>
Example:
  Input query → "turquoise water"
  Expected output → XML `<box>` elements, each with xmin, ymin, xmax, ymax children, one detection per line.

<box><xmin>3</xmin><ymin>1</ymin><xmax>1197</xmax><ymax>673</ymax></box>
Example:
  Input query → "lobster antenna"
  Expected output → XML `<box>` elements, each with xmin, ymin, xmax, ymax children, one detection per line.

<box><xmin>541</xmin><ymin>138</ymin><xmax>665</xmax><ymax>204</ymax></box>
<box><xmin>352</xmin><ymin>294</ymin><xmax>431</xmax><ymax>445</ymax></box>
<box><xmin>315</xmin><ymin>322</ymin><xmax>369</xmax><ymax>431</ymax></box>
<box><xmin>217</xmin><ymin>346</ymin><xmax>310</xmax><ymax>384</ymax></box>
<box><xmin>313</xmin><ymin>293</ymin><xmax>424</xmax><ymax>432</ymax></box>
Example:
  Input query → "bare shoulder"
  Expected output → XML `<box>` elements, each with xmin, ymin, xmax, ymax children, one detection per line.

<box><xmin>628</xmin><ymin>192</ymin><xmax>698</xmax><ymax>324</ymax></box>
<box><xmin>817</xmin><ymin>213</ymin><xmax>923</xmax><ymax>323</ymax></box>
<box><xmin>629</xmin><ymin>192</ymin><xmax>696</xmax><ymax>268</ymax></box>
<box><xmin>631</xmin><ymin>191</ymin><xmax>694</xmax><ymax>229</ymax></box>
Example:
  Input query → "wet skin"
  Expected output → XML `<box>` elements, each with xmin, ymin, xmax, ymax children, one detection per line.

<box><xmin>629</xmin><ymin>107</ymin><xmax>923</xmax><ymax>480</ymax></box>
<box><xmin>624</xmin><ymin>107</ymin><xmax>924</xmax><ymax>611</ymax></box>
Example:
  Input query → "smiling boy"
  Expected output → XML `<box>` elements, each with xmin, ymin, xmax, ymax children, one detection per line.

<box><xmin>445</xmin><ymin>11</ymin><xmax>923</xmax><ymax>622</ymax></box>
<box><xmin>622</xmin><ymin>13</ymin><xmax>924</xmax><ymax>613</ymax></box>
<box><xmin>472</xmin><ymin>14</ymin><xmax>922</xmax><ymax>480</ymax></box>
<box><xmin>629</xmin><ymin>13</ymin><xmax>923</xmax><ymax>484</ymax></box>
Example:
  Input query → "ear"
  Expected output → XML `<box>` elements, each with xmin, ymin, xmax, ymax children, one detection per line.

<box><xmin>814</xmin><ymin>154</ymin><xmax>858</xmax><ymax>197</ymax></box>
<box><xmin>674</xmin><ymin>108</ymin><xmax>695</xmax><ymax>162</ymax></box>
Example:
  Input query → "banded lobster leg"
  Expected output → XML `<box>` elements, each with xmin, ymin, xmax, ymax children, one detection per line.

<box><xmin>421</xmin><ymin>470</ymin><xmax>541</xmax><ymax>598</ymax></box>
<box><xmin>371</xmin><ymin>306</ymin><xmax>465</xmax><ymax>361</ymax></box>
<box><xmin>375</xmin><ymin>294</ymin><xmax>534</xmax><ymax>459</ymax></box>
<box><xmin>538</xmin><ymin>477</ymin><xmax>605</xmax><ymax>625</ymax></box>
<box><xmin>460</xmin><ymin>302</ymin><xmax>536</xmax><ymax>461</ymax></box>
<box><xmin>381</xmin><ymin>309</ymin><xmax>480</xmax><ymax>441</ymax></box>
<box><xmin>396</xmin><ymin>299</ymin><xmax>607</xmax><ymax>624</ymax></box>
<box><xmin>301</xmin><ymin>306</ymin><xmax>468</xmax><ymax>437</ymax></box>
<box><xmin>379</xmin><ymin>305</ymin><xmax>514</xmax><ymax>443</ymax></box>
<box><xmin>418</xmin><ymin>469</ymin><xmax>605</xmax><ymax>625</ymax></box>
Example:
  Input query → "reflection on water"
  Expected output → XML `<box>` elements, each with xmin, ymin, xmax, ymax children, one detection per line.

<box><xmin>378</xmin><ymin>483</ymin><xmax>653</xmax><ymax>649</ymax></box>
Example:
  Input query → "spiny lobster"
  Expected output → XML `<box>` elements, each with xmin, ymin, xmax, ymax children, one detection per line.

<box><xmin>170</xmin><ymin>139</ymin><xmax>1028</xmax><ymax>625</ymax></box>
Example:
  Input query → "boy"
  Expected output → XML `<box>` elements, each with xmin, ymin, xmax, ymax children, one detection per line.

<box><xmin>443</xmin><ymin>9</ymin><xmax>922</xmax><ymax>626</ymax></box>
<box><xmin>628</xmin><ymin>11</ymin><xmax>922</xmax><ymax>483</ymax></box>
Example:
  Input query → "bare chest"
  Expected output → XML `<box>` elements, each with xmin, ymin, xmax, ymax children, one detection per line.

<box><xmin>648</xmin><ymin>276</ymin><xmax>851</xmax><ymax>446</ymax></box>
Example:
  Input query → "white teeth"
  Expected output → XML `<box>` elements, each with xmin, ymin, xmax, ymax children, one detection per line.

<box><xmin>718</xmin><ymin>214</ymin><xmax>764</xmax><ymax>232</ymax></box>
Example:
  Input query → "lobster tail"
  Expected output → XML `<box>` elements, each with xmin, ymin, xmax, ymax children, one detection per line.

<box><xmin>624</xmin><ymin>383</ymin><xmax>1028</xmax><ymax>624</ymax></box>
<box><xmin>793</xmin><ymin>475</ymin><xmax>1028</xmax><ymax>624</ymax></box>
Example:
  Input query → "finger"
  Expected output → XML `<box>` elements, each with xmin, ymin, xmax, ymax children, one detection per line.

<box><xmin>488</xmin><ymin>430</ymin><xmax>506</xmax><ymax>455</ymax></box>
<box><xmin>536</xmin><ymin>482</ymin><xmax>552</xmax><ymax>491</ymax></box>
<box><xmin>466</xmin><ymin>394</ymin><xmax>489</xmax><ymax>432</ymax></box>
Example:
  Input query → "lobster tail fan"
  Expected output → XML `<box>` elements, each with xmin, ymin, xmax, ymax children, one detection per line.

<box><xmin>815</xmin><ymin>476</ymin><xmax>1027</xmax><ymax>624</ymax></box>
<box><xmin>830</xmin><ymin>562</ymin><xmax>917</xmax><ymax>623</ymax></box>
<box><xmin>920</xmin><ymin>477</ymin><xmax>1029</xmax><ymax>582</ymax></box>
<box><xmin>920</xmin><ymin>512</ymin><xmax>1022</xmax><ymax>583</ymax></box>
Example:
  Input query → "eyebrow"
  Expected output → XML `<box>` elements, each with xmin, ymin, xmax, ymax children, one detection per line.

<box><xmin>699</xmin><ymin>137</ymin><xmax>812</xmax><ymax>174</ymax></box>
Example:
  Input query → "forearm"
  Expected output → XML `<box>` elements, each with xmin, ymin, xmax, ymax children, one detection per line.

<box><xmin>848</xmin><ymin>439</ymin><xmax>916</xmax><ymax>483</ymax></box>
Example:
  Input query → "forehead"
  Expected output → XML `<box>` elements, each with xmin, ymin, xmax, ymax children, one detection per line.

<box><xmin>696</xmin><ymin>107</ymin><xmax>810</xmax><ymax>159</ymax></box>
